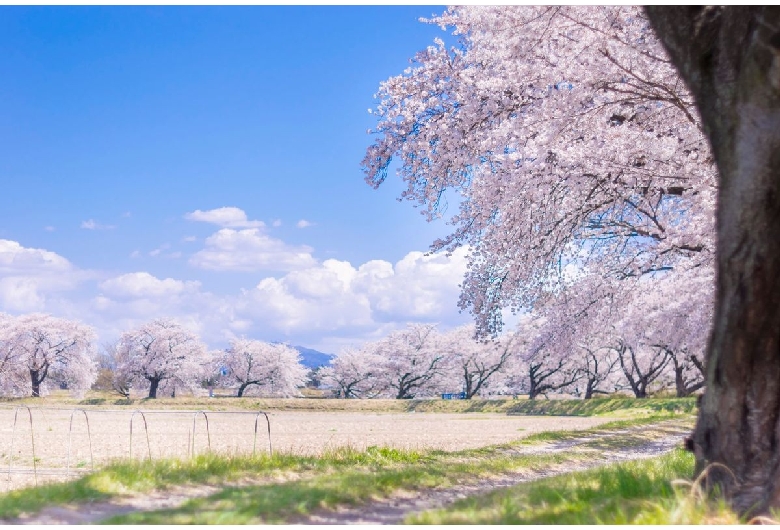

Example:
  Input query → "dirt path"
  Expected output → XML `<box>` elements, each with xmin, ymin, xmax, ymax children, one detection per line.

<box><xmin>295</xmin><ymin>427</ymin><xmax>689</xmax><ymax>525</ymax></box>
<box><xmin>5</xmin><ymin>422</ymin><xmax>690</xmax><ymax>525</ymax></box>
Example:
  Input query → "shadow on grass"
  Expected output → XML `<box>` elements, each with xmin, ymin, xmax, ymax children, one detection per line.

<box><xmin>409</xmin><ymin>449</ymin><xmax>701</xmax><ymax>524</ymax></box>
<box><xmin>503</xmin><ymin>397</ymin><xmax>696</xmax><ymax>417</ymax></box>
<box><xmin>0</xmin><ymin>480</ymin><xmax>112</xmax><ymax>521</ymax></box>
<box><xmin>102</xmin><ymin>469</ymin><xmax>433</xmax><ymax>524</ymax></box>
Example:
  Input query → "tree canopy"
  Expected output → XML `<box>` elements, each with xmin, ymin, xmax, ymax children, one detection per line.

<box><xmin>364</xmin><ymin>6</ymin><xmax>716</xmax><ymax>335</ymax></box>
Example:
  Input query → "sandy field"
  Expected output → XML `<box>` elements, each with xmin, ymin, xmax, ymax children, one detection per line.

<box><xmin>0</xmin><ymin>406</ymin><xmax>612</xmax><ymax>490</ymax></box>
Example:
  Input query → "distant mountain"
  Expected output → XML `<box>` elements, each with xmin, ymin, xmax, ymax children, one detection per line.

<box><xmin>294</xmin><ymin>346</ymin><xmax>335</xmax><ymax>369</ymax></box>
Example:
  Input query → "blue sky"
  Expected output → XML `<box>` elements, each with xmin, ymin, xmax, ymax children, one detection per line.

<box><xmin>0</xmin><ymin>6</ymin><xmax>475</xmax><ymax>352</ymax></box>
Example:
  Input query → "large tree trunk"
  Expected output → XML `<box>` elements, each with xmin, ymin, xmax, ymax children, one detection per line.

<box><xmin>647</xmin><ymin>6</ymin><xmax>780</xmax><ymax>515</ymax></box>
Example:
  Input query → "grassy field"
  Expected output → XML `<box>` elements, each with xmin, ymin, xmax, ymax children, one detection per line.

<box><xmin>0</xmin><ymin>396</ymin><xmax>710</xmax><ymax>524</ymax></box>
<box><xmin>0</xmin><ymin>390</ymin><xmax>697</xmax><ymax>416</ymax></box>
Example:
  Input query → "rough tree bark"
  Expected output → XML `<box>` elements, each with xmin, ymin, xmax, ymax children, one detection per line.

<box><xmin>646</xmin><ymin>6</ymin><xmax>780</xmax><ymax>515</ymax></box>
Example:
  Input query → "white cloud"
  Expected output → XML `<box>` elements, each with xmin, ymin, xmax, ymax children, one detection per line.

<box><xmin>234</xmin><ymin>247</ymin><xmax>471</xmax><ymax>337</ymax></box>
<box><xmin>129</xmin><ymin>250</ymin><xmax>141</xmax><ymax>259</ymax></box>
<box><xmin>189</xmin><ymin>228</ymin><xmax>317</xmax><ymax>272</ymax></box>
<box><xmin>92</xmin><ymin>295</ymin><xmax>114</xmax><ymax>311</ymax></box>
<box><xmin>148</xmin><ymin>244</ymin><xmax>181</xmax><ymax>259</ymax></box>
<box><xmin>0</xmin><ymin>239</ymin><xmax>86</xmax><ymax>312</ymax></box>
<box><xmin>184</xmin><ymin>207</ymin><xmax>264</xmax><ymax>228</ymax></box>
<box><xmin>182</xmin><ymin>236</ymin><xmax>197</xmax><ymax>243</ymax></box>
<box><xmin>354</xmin><ymin>249</ymin><xmax>470</xmax><ymax>321</ymax></box>
<box><xmin>81</xmin><ymin>219</ymin><xmax>115</xmax><ymax>230</ymax></box>
<box><xmin>272</xmin><ymin>219</ymin><xmax>282</xmax><ymax>228</ymax></box>
<box><xmin>149</xmin><ymin>243</ymin><xmax>170</xmax><ymax>257</ymax></box>
<box><xmin>44</xmin><ymin>226</ymin><xmax>55</xmax><ymax>232</ymax></box>
<box><xmin>296</xmin><ymin>219</ymin><xmax>314</xmax><ymax>228</ymax></box>
<box><xmin>99</xmin><ymin>272</ymin><xmax>201</xmax><ymax>299</ymax></box>
<box><xmin>0</xmin><ymin>239</ymin><xmax>72</xmax><ymax>274</ymax></box>
<box><xmin>91</xmin><ymin>248</ymin><xmax>468</xmax><ymax>349</ymax></box>
<box><xmin>0</xmin><ymin>277</ymin><xmax>46</xmax><ymax>312</ymax></box>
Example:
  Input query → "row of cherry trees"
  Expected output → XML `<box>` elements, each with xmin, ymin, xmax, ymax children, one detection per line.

<box><xmin>0</xmin><ymin>313</ymin><xmax>308</xmax><ymax>399</ymax></box>
<box><xmin>321</xmin><ymin>285</ymin><xmax>709</xmax><ymax>401</ymax></box>
<box><xmin>108</xmin><ymin>319</ymin><xmax>308</xmax><ymax>399</ymax></box>
<box><xmin>1</xmin><ymin>303</ymin><xmax>707</xmax><ymax>401</ymax></box>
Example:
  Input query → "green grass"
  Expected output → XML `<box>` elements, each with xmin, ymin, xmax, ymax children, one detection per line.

<box><xmin>6</xmin><ymin>440</ymin><xmax>722</xmax><ymax>526</ymax></box>
<box><xmin>1</xmin><ymin>391</ymin><xmax>697</xmax><ymax>417</ymax></box>
<box><xmin>408</xmin><ymin>448</ymin><xmax>741</xmax><ymax>524</ymax></box>
<box><xmin>0</xmin><ymin>480</ymin><xmax>112</xmax><ymax>520</ymax></box>
<box><xmin>0</xmin><ymin>446</ymin><xmax>425</xmax><ymax>520</ymax></box>
<box><xmin>503</xmin><ymin>396</ymin><xmax>696</xmax><ymax>417</ymax></box>
<box><xmin>518</xmin><ymin>415</ymin><xmax>694</xmax><ymax>446</ymax></box>
<box><xmin>101</xmin><ymin>448</ymin><xmax>581</xmax><ymax>524</ymax></box>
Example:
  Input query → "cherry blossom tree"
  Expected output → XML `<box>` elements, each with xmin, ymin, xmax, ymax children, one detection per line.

<box><xmin>364</xmin><ymin>6</ymin><xmax>716</xmax><ymax>336</ymax></box>
<box><xmin>319</xmin><ymin>345</ymin><xmax>386</xmax><ymax>399</ymax></box>
<box><xmin>601</xmin><ymin>265</ymin><xmax>711</xmax><ymax>398</ymax></box>
<box><xmin>0</xmin><ymin>313</ymin><xmax>26</xmax><ymax>397</ymax></box>
<box><xmin>532</xmin><ymin>276</ymin><xmax>622</xmax><ymax>399</ymax></box>
<box><xmin>497</xmin><ymin>315</ymin><xmax>581</xmax><ymax>399</ymax></box>
<box><xmin>633</xmin><ymin>267</ymin><xmax>711</xmax><ymax>397</ymax></box>
<box><xmin>114</xmin><ymin>319</ymin><xmax>208</xmax><ymax>399</ymax></box>
<box><xmin>559</xmin><ymin>318</ymin><xmax>623</xmax><ymax>400</ymax></box>
<box><xmin>533</xmin><ymin>269</ymin><xmax>707</xmax><ymax>399</ymax></box>
<box><xmin>0</xmin><ymin>313</ymin><xmax>96</xmax><ymax>398</ymax></box>
<box><xmin>575</xmin><ymin>345</ymin><xmax>620</xmax><ymax>400</ymax></box>
<box><xmin>613</xmin><ymin>340</ymin><xmax>670</xmax><ymax>399</ymax></box>
<box><xmin>221</xmin><ymin>339</ymin><xmax>308</xmax><ymax>398</ymax></box>
<box><xmin>201</xmin><ymin>350</ymin><xmax>225</xmax><ymax>398</ymax></box>
<box><xmin>91</xmin><ymin>341</ymin><xmax>126</xmax><ymax>395</ymax></box>
<box><xmin>439</xmin><ymin>325</ymin><xmax>516</xmax><ymax>399</ymax></box>
<box><xmin>372</xmin><ymin>323</ymin><xmax>448</xmax><ymax>399</ymax></box>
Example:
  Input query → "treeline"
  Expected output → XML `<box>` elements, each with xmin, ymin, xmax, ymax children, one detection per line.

<box><xmin>0</xmin><ymin>313</ymin><xmax>308</xmax><ymax>399</ymax></box>
<box><xmin>318</xmin><ymin>319</ymin><xmax>705</xmax><ymax>400</ymax></box>
<box><xmin>0</xmin><ymin>311</ymin><xmax>704</xmax><ymax>401</ymax></box>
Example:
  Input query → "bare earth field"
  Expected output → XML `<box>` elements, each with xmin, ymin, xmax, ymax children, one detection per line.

<box><xmin>0</xmin><ymin>406</ymin><xmax>612</xmax><ymax>491</ymax></box>
<box><xmin>269</xmin><ymin>411</ymin><xmax>612</xmax><ymax>453</ymax></box>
